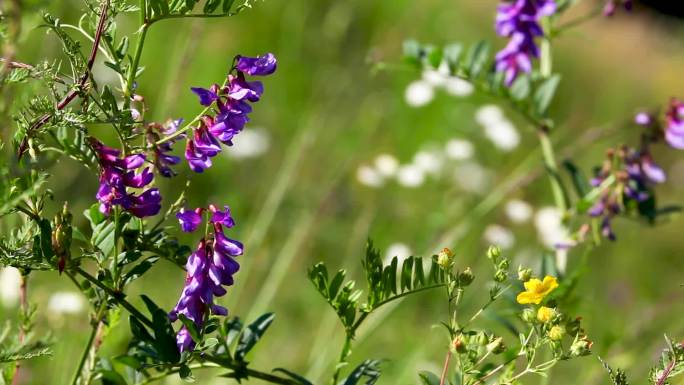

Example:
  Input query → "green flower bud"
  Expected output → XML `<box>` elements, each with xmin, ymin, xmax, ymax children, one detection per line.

<box><xmin>458</xmin><ymin>267</ymin><xmax>475</xmax><ymax>286</ymax></box>
<box><xmin>498</xmin><ymin>258</ymin><xmax>510</xmax><ymax>271</ymax></box>
<box><xmin>476</xmin><ymin>331</ymin><xmax>488</xmax><ymax>346</ymax></box>
<box><xmin>437</xmin><ymin>248</ymin><xmax>455</xmax><ymax>269</ymax></box>
<box><xmin>521</xmin><ymin>308</ymin><xmax>536</xmax><ymax>323</ymax></box>
<box><xmin>494</xmin><ymin>269</ymin><xmax>507</xmax><ymax>283</ymax></box>
<box><xmin>487</xmin><ymin>245</ymin><xmax>501</xmax><ymax>262</ymax></box>
<box><xmin>517</xmin><ymin>266</ymin><xmax>533</xmax><ymax>282</ymax></box>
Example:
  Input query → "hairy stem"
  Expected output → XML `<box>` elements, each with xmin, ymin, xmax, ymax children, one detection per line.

<box><xmin>439</xmin><ymin>350</ymin><xmax>452</xmax><ymax>385</ymax></box>
<box><xmin>331</xmin><ymin>335</ymin><xmax>353</xmax><ymax>385</ymax></box>
<box><xmin>10</xmin><ymin>273</ymin><xmax>28</xmax><ymax>385</ymax></box>
<box><xmin>69</xmin><ymin>322</ymin><xmax>99</xmax><ymax>385</ymax></box>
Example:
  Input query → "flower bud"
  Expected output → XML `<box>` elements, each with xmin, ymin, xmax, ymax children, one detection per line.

<box><xmin>521</xmin><ymin>308</ymin><xmax>536</xmax><ymax>323</ymax></box>
<box><xmin>476</xmin><ymin>331</ymin><xmax>488</xmax><ymax>346</ymax></box>
<box><xmin>52</xmin><ymin>202</ymin><xmax>73</xmax><ymax>274</ymax></box>
<box><xmin>569</xmin><ymin>337</ymin><xmax>592</xmax><ymax>357</ymax></box>
<box><xmin>548</xmin><ymin>325</ymin><xmax>565</xmax><ymax>341</ymax></box>
<box><xmin>452</xmin><ymin>336</ymin><xmax>467</xmax><ymax>353</ymax></box>
<box><xmin>536</xmin><ymin>306</ymin><xmax>556</xmax><ymax>323</ymax></box>
<box><xmin>498</xmin><ymin>258</ymin><xmax>509</xmax><ymax>271</ymax></box>
<box><xmin>494</xmin><ymin>269</ymin><xmax>507</xmax><ymax>283</ymax></box>
<box><xmin>437</xmin><ymin>248</ymin><xmax>454</xmax><ymax>268</ymax></box>
<box><xmin>486</xmin><ymin>337</ymin><xmax>506</xmax><ymax>354</ymax></box>
<box><xmin>487</xmin><ymin>245</ymin><xmax>501</xmax><ymax>262</ymax></box>
<box><xmin>458</xmin><ymin>267</ymin><xmax>475</xmax><ymax>286</ymax></box>
<box><xmin>517</xmin><ymin>266</ymin><xmax>532</xmax><ymax>282</ymax></box>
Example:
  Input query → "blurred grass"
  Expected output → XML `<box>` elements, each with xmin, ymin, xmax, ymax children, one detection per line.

<box><xmin>3</xmin><ymin>0</ymin><xmax>684</xmax><ymax>384</ymax></box>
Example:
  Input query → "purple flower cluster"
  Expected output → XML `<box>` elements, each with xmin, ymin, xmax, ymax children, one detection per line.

<box><xmin>146</xmin><ymin>119</ymin><xmax>184</xmax><ymax>177</ymax></box>
<box><xmin>603</xmin><ymin>0</ymin><xmax>633</xmax><ymax>16</ymax></box>
<box><xmin>495</xmin><ymin>0</ymin><xmax>556</xmax><ymax>86</ymax></box>
<box><xmin>92</xmin><ymin>139</ymin><xmax>162</xmax><ymax>218</ymax></box>
<box><xmin>665</xmin><ymin>98</ymin><xmax>684</xmax><ymax>149</ymax></box>
<box><xmin>185</xmin><ymin>53</ymin><xmax>277</xmax><ymax>172</ymax></box>
<box><xmin>588</xmin><ymin>146</ymin><xmax>665</xmax><ymax>240</ymax></box>
<box><xmin>169</xmin><ymin>205</ymin><xmax>243</xmax><ymax>352</ymax></box>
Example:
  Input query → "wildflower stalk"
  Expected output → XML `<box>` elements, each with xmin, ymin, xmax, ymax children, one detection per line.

<box><xmin>69</xmin><ymin>302</ymin><xmax>106</xmax><ymax>385</ymax></box>
<box><xmin>10</xmin><ymin>273</ymin><xmax>28</xmax><ymax>385</ymax></box>
<box><xmin>124</xmin><ymin>0</ymin><xmax>149</xmax><ymax>108</ymax></box>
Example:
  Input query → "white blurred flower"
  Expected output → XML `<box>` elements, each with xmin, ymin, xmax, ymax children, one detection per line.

<box><xmin>534</xmin><ymin>206</ymin><xmax>570</xmax><ymax>249</ymax></box>
<box><xmin>374</xmin><ymin>153</ymin><xmax>399</xmax><ymax>177</ymax></box>
<box><xmin>356</xmin><ymin>165</ymin><xmax>384</xmax><ymax>188</ymax></box>
<box><xmin>505</xmin><ymin>199</ymin><xmax>533</xmax><ymax>223</ymax></box>
<box><xmin>445</xmin><ymin>78</ymin><xmax>474</xmax><ymax>96</ymax></box>
<box><xmin>385</xmin><ymin>243</ymin><xmax>413</xmax><ymax>265</ymax></box>
<box><xmin>405</xmin><ymin>80</ymin><xmax>434</xmax><ymax>107</ymax></box>
<box><xmin>445</xmin><ymin>139</ymin><xmax>474</xmax><ymax>160</ymax></box>
<box><xmin>484</xmin><ymin>224</ymin><xmax>515</xmax><ymax>249</ymax></box>
<box><xmin>48</xmin><ymin>291</ymin><xmax>84</xmax><ymax>315</ymax></box>
<box><xmin>397</xmin><ymin>164</ymin><xmax>426</xmax><ymax>187</ymax></box>
<box><xmin>475</xmin><ymin>105</ymin><xmax>504</xmax><ymax>126</ymax></box>
<box><xmin>484</xmin><ymin>120</ymin><xmax>520</xmax><ymax>151</ymax></box>
<box><xmin>0</xmin><ymin>267</ymin><xmax>21</xmax><ymax>308</ymax></box>
<box><xmin>226</xmin><ymin>128</ymin><xmax>271</xmax><ymax>159</ymax></box>
<box><xmin>454</xmin><ymin>162</ymin><xmax>491</xmax><ymax>193</ymax></box>
<box><xmin>422</xmin><ymin>69</ymin><xmax>448</xmax><ymax>87</ymax></box>
<box><xmin>413</xmin><ymin>150</ymin><xmax>443</xmax><ymax>176</ymax></box>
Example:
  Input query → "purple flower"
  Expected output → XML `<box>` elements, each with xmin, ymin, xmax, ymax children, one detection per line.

<box><xmin>634</xmin><ymin>112</ymin><xmax>652</xmax><ymax>126</ymax></box>
<box><xmin>145</xmin><ymin>119</ymin><xmax>183</xmax><ymax>178</ymax></box>
<box><xmin>494</xmin><ymin>0</ymin><xmax>556</xmax><ymax>86</ymax></box>
<box><xmin>236</xmin><ymin>53</ymin><xmax>277</xmax><ymax>76</ymax></box>
<box><xmin>169</xmin><ymin>205</ymin><xmax>243</xmax><ymax>352</ymax></box>
<box><xmin>603</xmin><ymin>0</ymin><xmax>633</xmax><ymax>16</ymax></box>
<box><xmin>177</xmin><ymin>207</ymin><xmax>203</xmax><ymax>232</ymax></box>
<box><xmin>665</xmin><ymin>98</ymin><xmax>684</xmax><ymax>149</ymax></box>
<box><xmin>91</xmin><ymin>139</ymin><xmax>161</xmax><ymax>218</ymax></box>
<box><xmin>184</xmin><ymin>54</ymin><xmax>276</xmax><ymax>172</ymax></box>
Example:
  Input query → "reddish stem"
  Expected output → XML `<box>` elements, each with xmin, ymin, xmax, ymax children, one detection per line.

<box><xmin>439</xmin><ymin>350</ymin><xmax>452</xmax><ymax>385</ymax></box>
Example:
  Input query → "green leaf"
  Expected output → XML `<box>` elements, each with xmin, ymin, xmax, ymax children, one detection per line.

<box><xmin>341</xmin><ymin>360</ymin><xmax>382</xmax><ymax>385</ymax></box>
<box><xmin>179</xmin><ymin>364</ymin><xmax>195</xmax><ymax>383</ymax></box>
<box><xmin>533</xmin><ymin>75</ymin><xmax>561</xmax><ymax>116</ymax></box>
<box><xmin>562</xmin><ymin>160</ymin><xmax>591</xmax><ymax>198</ymax></box>
<box><xmin>223</xmin><ymin>0</ymin><xmax>236</xmax><ymax>13</ymax></box>
<box><xmin>328</xmin><ymin>270</ymin><xmax>346</xmax><ymax>300</ymax></box>
<box><xmin>38</xmin><ymin>219</ymin><xmax>54</xmax><ymax>261</ymax></box>
<box><xmin>418</xmin><ymin>371</ymin><xmax>441</xmax><ymax>385</ymax></box>
<box><xmin>129</xmin><ymin>316</ymin><xmax>153</xmax><ymax>343</ymax></box>
<box><xmin>235</xmin><ymin>313</ymin><xmax>275</xmax><ymax>360</ymax></box>
<box><xmin>178</xmin><ymin>314</ymin><xmax>201</xmax><ymax>344</ymax></box>
<box><xmin>443</xmin><ymin>43</ymin><xmax>463</xmax><ymax>74</ymax></box>
<box><xmin>465</xmin><ymin>40</ymin><xmax>490</xmax><ymax>77</ymax></box>
<box><xmin>204</xmin><ymin>0</ymin><xmax>222</xmax><ymax>13</ymax></box>
<box><xmin>509</xmin><ymin>75</ymin><xmax>530</xmax><ymax>101</ymax></box>
<box><xmin>123</xmin><ymin>257</ymin><xmax>159</xmax><ymax>284</ymax></box>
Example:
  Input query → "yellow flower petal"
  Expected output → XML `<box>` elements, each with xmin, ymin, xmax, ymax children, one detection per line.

<box><xmin>516</xmin><ymin>291</ymin><xmax>541</xmax><ymax>305</ymax></box>
<box><xmin>523</xmin><ymin>278</ymin><xmax>541</xmax><ymax>292</ymax></box>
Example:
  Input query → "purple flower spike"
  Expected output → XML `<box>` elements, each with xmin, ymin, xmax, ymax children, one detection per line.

<box><xmin>635</xmin><ymin>112</ymin><xmax>652</xmax><ymax>126</ymax></box>
<box><xmin>177</xmin><ymin>208</ymin><xmax>204</xmax><ymax>233</ymax></box>
<box><xmin>209</xmin><ymin>205</ymin><xmax>235</xmax><ymax>228</ymax></box>
<box><xmin>236</xmin><ymin>53</ymin><xmax>277</xmax><ymax>76</ymax></box>
<box><xmin>665</xmin><ymin>98</ymin><xmax>684</xmax><ymax>149</ymax></box>
<box><xmin>91</xmin><ymin>139</ymin><xmax>161</xmax><ymax>218</ymax></box>
<box><xmin>494</xmin><ymin>0</ymin><xmax>555</xmax><ymax>86</ymax></box>
<box><xmin>169</xmin><ymin>204</ymin><xmax>244</xmax><ymax>352</ymax></box>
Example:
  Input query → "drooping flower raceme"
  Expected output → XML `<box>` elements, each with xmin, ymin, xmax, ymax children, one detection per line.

<box><xmin>665</xmin><ymin>98</ymin><xmax>684</xmax><ymax>149</ymax></box>
<box><xmin>169</xmin><ymin>204</ymin><xmax>243</xmax><ymax>352</ymax></box>
<box><xmin>91</xmin><ymin>139</ymin><xmax>162</xmax><ymax>218</ymax></box>
<box><xmin>588</xmin><ymin>145</ymin><xmax>665</xmax><ymax>240</ymax></box>
<box><xmin>185</xmin><ymin>53</ymin><xmax>277</xmax><ymax>172</ymax></box>
<box><xmin>494</xmin><ymin>0</ymin><xmax>556</xmax><ymax>86</ymax></box>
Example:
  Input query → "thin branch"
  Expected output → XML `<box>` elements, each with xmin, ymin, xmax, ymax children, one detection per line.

<box><xmin>19</xmin><ymin>0</ymin><xmax>110</xmax><ymax>159</ymax></box>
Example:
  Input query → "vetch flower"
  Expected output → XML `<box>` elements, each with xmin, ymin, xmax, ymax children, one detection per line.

<box><xmin>185</xmin><ymin>53</ymin><xmax>277</xmax><ymax>172</ymax></box>
<box><xmin>169</xmin><ymin>204</ymin><xmax>243</xmax><ymax>352</ymax></box>
<box><xmin>146</xmin><ymin>119</ymin><xmax>183</xmax><ymax>177</ymax></box>
<box><xmin>665</xmin><ymin>98</ymin><xmax>684</xmax><ymax>149</ymax></box>
<box><xmin>91</xmin><ymin>139</ymin><xmax>161</xmax><ymax>218</ymax></box>
<box><xmin>494</xmin><ymin>0</ymin><xmax>556</xmax><ymax>85</ymax></box>
<box><xmin>516</xmin><ymin>275</ymin><xmax>558</xmax><ymax>304</ymax></box>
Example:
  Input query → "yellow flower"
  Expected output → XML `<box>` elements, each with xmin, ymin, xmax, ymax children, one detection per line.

<box><xmin>516</xmin><ymin>276</ymin><xmax>559</xmax><ymax>305</ymax></box>
<box><xmin>549</xmin><ymin>325</ymin><xmax>565</xmax><ymax>341</ymax></box>
<box><xmin>536</xmin><ymin>306</ymin><xmax>555</xmax><ymax>323</ymax></box>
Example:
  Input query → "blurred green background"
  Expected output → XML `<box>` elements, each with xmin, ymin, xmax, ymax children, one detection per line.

<box><xmin>2</xmin><ymin>0</ymin><xmax>684</xmax><ymax>384</ymax></box>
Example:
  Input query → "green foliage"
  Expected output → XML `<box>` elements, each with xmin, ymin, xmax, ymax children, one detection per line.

<box><xmin>309</xmin><ymin>240</ymin><xmax>446</xmax><ymax>334</ymax></box>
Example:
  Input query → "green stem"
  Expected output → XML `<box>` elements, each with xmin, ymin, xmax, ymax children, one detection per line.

<box><xmin>74</xmin><ymin>267</ymin><xmax>154</xmax><ymax>328</ymax></box>
<box><xmin>331</xmin><ymin>335</ymin><xmax>353</xmax><ymax>385</ymax></box>
<box><xmin>112</xmin><ymin>207</ymin><xmax>120</xmax><ymax>288</ymax></box>
<box><xmin>124</xmin><ymin>0</ymin><xmax>148</xmax><ymax>107</ymax></box>
<box><xmin>69</xmin><ymin>321</ymin><xmax>99</xmax><ymax>385</ymax></box>
<box><xmin>202</xmin><ymin>356</ymin><xmax>300</xmax><ymax>385</ymax></box>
